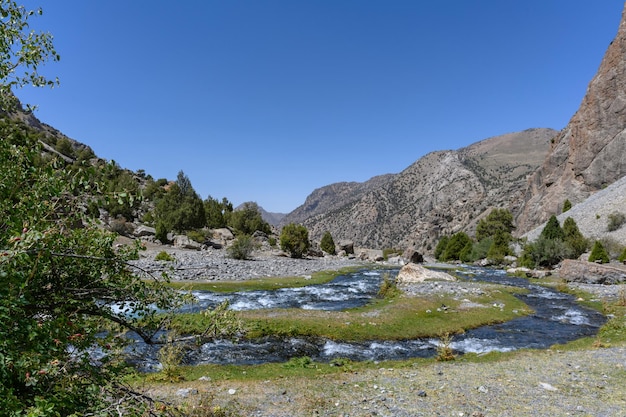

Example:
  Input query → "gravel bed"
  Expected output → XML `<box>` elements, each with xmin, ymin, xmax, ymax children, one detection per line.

<box><xmin>130</xmin><ymin>247</ymin><xmax>368</xmax><ymax>281</ymax></box>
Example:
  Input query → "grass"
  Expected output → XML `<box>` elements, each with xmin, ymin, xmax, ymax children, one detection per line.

<box><xmin>167</xmin><ymin>285</ymin><xmax>530</xmax><ymax>342</ymax></box>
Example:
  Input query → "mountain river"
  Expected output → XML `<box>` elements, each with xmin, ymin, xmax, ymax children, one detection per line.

<box><xmin>126</xmin><ymin>266</ymin><xmax>606</xmax><ymax>370</ymax></box>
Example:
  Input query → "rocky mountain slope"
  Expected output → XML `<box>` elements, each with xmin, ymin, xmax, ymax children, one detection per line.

<box><xmin>516</xmin><ymin>5</ymin><xmax>626</xmax><ymax>234</ymax></box>
<box><xmin>288</xmin><ymin>128</ymin><xmax>555</xmax><ymax>251</ymax></box>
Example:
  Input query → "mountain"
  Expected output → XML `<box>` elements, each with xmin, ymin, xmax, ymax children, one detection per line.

<box><xmin>287</xmin><ymin>128</ymin><xmax>555</xmax><ymax>251</ymax></box>
<box><xmin>516</xmin><ymin>5</ymin><xmax>626</xmax><ymax>234</ymax></box>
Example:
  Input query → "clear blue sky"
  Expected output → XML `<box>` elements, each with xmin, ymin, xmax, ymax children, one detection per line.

<box><xmin>16</xmin><ymin>1</ymin><xmax>625</xmax><ymax>213</ymax></box>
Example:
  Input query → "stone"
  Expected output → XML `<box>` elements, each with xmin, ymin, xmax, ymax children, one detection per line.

<box><xmin>338</xmin><ymin>240</ymin><xmax>354</xmax><ymax>254</ymax></box>
<box><xmin>396</xmin><ymin>263</ymin><xmax>456</xmax><ymax>284</ymax></box>
<box><xmin>212</xmin><ymin>227</ymin><xmax>235</xmax><ymax>242</ymax></box>
<box><xmin>173</xmin><ymin>235</ymin><xmax>202</xmax><ymax>250</ymax></box>
<box><xmin>402</xmin><ymin>248</ymin><xmax>424</xmax><ymax>264</ymax></box>
<box><xmin>176</xmin><ymin>388</ymin><xmax>198</xmax><ymax>398</ymax></box>
<box><xmin>558</xmin><ymin>259</ymin><xmax>626</xmax><ymax>284</ymax></box>
<box><xmin>133</xmin><ymin>225</ymin><xmax>156</xmax><ymax>237</ymax></box>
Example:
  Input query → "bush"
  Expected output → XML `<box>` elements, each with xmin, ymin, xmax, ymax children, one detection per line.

<box><xmin>562</xmin><ymin>199</ymin><xmax>572</xmax><ymax>213</ymax></box>
<box><xmin>521</xmin><ymin>236</ymin><xmax>570</xmax><ymax>268</ymax></box>
<box><xmin>320</xmin><ymin>231</ymin><xmax>336</xmax><ymax>255</ymax></box>
<box><xmin>607</xmin><ymin>212</ymin><xmax>626</xmax><ymax>232</ymax></box>
<box><xmin>434</xmin><ymin>236</ymin><xmax>449</xmax><ymax>260</ymax></box>
<box><xmin>618</xmin><ymin>247</ymin><xmax>626</xmax><ymax>263</ymax></box>
<box><xmin>589</xmin><ymin>241</ymin><xmax>610</xmax><ymax>263</ymax></box>
<box><xmin>280</xmin><ymin>223</ymin><xmax>310</xmax><ymax>258</ymax></box>
<box><xmin>155</xmin><ymin>251</ymin><xmax>175</xmax><ymax>262</ymax></box>
<box><xmin>227</xmin><ymin>234</ymin><xmax>257</xmax><ymax>260</ymax></box>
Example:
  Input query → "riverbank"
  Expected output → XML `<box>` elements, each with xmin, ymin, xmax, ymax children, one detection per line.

<box><xmin>149</xmin><ymin>346</ymin><xmax>626</xmax><ymax>416</ymax></box>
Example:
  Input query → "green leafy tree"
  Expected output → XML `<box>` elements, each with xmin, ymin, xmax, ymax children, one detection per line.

<box><xmin>562</xmin><ymin>217</ymin><xmax>588</xmax><ymax>258</ymax></box>
<box><xmin>441</xmin><ymin>232</ymin><xmax>472</xmax><ymax>262</ymax></box>
<box><xmin>618</xmin><ymin>247</ymin><xmax>626</xmax><ymax>263</ymax></box>
<box><xmin>540</xmin><ymin>215</ymin><xmax>565</xmax><ymax>241</ymax></box>
<box><xmin>589</xmin><ymin>240</ymin><xmax>610</xmax><ymax>263</ymax></box>
<box><xmin>280</xmin><ymin>223</ymin><xmax>310</xmax><ymax>258</ymax></box>
<box><xmin>475</xmin><ymin>208</ymin><xmax>515</xmax><ymax>242</ymax></box>
<box><xmin>0</xmin><ymin>1</ymin><xmax>60</xmax><ymax>112</ymax></box>
<box><xmin>204</xmin><ymin>195</ymin><xmax>233</xmax><ymax>229</ymax></box>
<box><xmin>228</xmin><ymin>201</ymin><xmax>270</xmax><ymax>235</ymax></box>
<box><xmin>0</xmin><ymin>121</ymin><xmax>182</xmax><ymax>415</ymax></box>
<box><xmin>155</xmin><ymin>170</ymin><xmax>205</xmax><ymax>233</ymax></box>
<box><xmin>320</xmin><ymin>231</ymin><xmax>336</xmax><ymax>255</ymax></box>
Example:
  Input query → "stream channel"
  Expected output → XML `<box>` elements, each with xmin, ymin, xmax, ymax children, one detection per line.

<box><xmin>127</xmin><ymin>266</ymin><xmax>606</xmax><ymax>370</ymax></box>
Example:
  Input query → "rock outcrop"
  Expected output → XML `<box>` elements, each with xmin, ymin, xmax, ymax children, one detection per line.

<box><xmin>516</xmin><ymin>5</ymin><xmax>626</xmax><ymax>234</ymax></box>
<box><xmin>558</xmin><ymin>259</ymin><xmax>626</xmax><ymax>284</ymax></box>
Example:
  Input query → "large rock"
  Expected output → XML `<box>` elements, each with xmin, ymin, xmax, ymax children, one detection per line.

<box><xmin>517</xmin><ymin>5</ymin><xmax>626</xmax><ymax>234</ymax></box>
<box><xmin>558</xmin><ymin>259</ymin><xmax>626</xmax><ymax>284</ymax></box>
<box><xmin>396</xmin><ymin>263</ymin><xmax>456</xmax><ymax>284</ymax></box>
<box><xmin>133</xmin><ymin>225</ymin><xmax>156</xmax><ymax>237</ymax></box>
<box><xmin>402</xmin><ymin>247</ymin><xmax>424</xmax><ymax>264</ymax></box>
<box><xmin>337</xmin><ymin>240</ymin><xmax>354</xmax><ymax>254</ymax></box>
<box><xmin>173</xmin><ymin>235</ymin><xmax>202</xmax><ymax>250</ymax></box>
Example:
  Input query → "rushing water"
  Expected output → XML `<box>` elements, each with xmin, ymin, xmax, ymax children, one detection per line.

<box><xmin>127</xmin><ymin>266</ymin><xmax>606</xmax><ymax>370</ymax></box>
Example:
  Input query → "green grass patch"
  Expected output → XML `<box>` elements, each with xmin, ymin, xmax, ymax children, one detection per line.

<box><xmin>168</xmin><ymin>286</ymin><xmax>531</xmax><ymax>341</ymax></box>
<box><xmin>165</xmin><ymin>266</ymin><xmax>367</xmax><ymax>293</ymax></box>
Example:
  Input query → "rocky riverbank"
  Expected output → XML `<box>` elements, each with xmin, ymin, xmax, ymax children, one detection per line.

<box><xmin>130</xmin><ymin>247</ymin><xmax>369</xmax><ymax>281</ymax></box>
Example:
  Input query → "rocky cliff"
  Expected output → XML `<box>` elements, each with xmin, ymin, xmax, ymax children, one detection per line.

<box><xmin>290</xmin><ymin>128</ymin><xmax>555</xmax><ymax>251</ymax></box>
<box><xmin>516</xmin><ymin>5</ymin><xmax>626</xmax><ymax>234</ymax></box>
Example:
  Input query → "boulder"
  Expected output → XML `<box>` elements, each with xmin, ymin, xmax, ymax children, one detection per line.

<box><xmin>213</xmin><ymin>228</ymin><xmax>235</xmax><ymax>241</ymax></box>
<box><xmin>337</xmin><ymin>240</ymin><xmax>354</xmax><ymax>254</ymax></box>
<box><xmin>396</xmin><ymin>263</ymin><xmax>456</xmax><ymax>284</ymax></box>
<box><xmin>133</xmin><ymin>225</ymin><xmax>156</xmax><ymax>237</ymax></box>
<box><xmin>558</xmin><ymin>259</ymin><xmax>626</xmax><ymax>284</ymax></box>
<box><xmin>402</xmin><ymin>248</ymin><xmax>424</xmax><ymax>264</ymax></box>
<box><xmin>173</xmin><ymin>235</ymin><xmax>202</xmax><ymax>250</ymax></box>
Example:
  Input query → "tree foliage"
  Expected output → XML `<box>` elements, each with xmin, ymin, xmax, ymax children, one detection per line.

<box><xmin>0</xmin><ymin>122</ymin><xmax>183</xmax><ymax>415</ymax></box>
<box><xmin>280</xmin><ymin>223</ymin><xmax>310</xmax><ymax>258</ymax></box>
<box><xmin>154</xmin><ymin>170</ymin><xmax>205</xmax><ymax>233</ymax></box>
<box><xmin>0</xmin><ymin>1</ymin><xmax>60</xmax><ymax>111</ymax></box>
<box><xmin>540</xmin><ymin>215</ymin><xmax>565</xmax><ymax>241</ymax></box>
<box><xmin>204</xmin><ymin>195</ymin><xmax>233</xmax><ymax>229</ymax></box>
<box><xmin>228</xmin><ymin>201</ymin><xmax>270</xmax><ymax>235</ymax></box>
<box><xmin>562</xmin><ymin>217</ymin><xmax>588</xmax><ymax>259</ymax></box>
<box><xmin>562</xmin><ymin>199</ymin><xmax>572</xmax><ymax>213</ymax></box>
<box><xmin>320</xmin><ymin>231</ymin><xmax>336</xmax><ymax>255</ymax></box>
<box><xmin>589</xmin><ymin>240</ymin><xmax>610</xmax><ymax>263</ymax></box>
<box><xmin>475</xmin><ymin>208</ymin><xmax>514</xmax><ymax>242</ymax></box>
<box><xmin>441</xmin><ymin>232</ymin><xmax>472</xmax><ymax>262</ymax></box>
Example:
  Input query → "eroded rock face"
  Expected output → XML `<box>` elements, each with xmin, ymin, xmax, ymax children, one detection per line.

<box><xmin>558</xmin><ymin>259</ymin><xmax>626</xmax><ymax>284</ymax></box>
<box><xmin>396</xmin><ymin>263</ymin><xmax>456</xmax><ymax>284</ymax></box>
<box><xmin>517</xmin><ymin>5</ymin><xmax>626</xmax><ymax>234</ymax></box>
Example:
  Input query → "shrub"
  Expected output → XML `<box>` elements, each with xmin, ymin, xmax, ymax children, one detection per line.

<box><xmin>434</xmin><ymin>236</ymin><xmax>450</xmax><ymax>260</ymax></box>
<box><xmin>280</xmin><ymin>223</ymin><xmax>310</xmax><ymax>258</ymax></box>
<box><xmin>156</xmin><ymin>220</ymin><xmax>169</xmax><ymax>243</ymax></box>
<box><xmin>522</xmin><ymin>236</ymin><xmax>570</xmax><ymax>268</ymax></box>
<box><xmin>187</xmin><ymin>229</ymin><xmax>207</xmax><ymax>243</ymax></box>
<box><xmin>562</xmin><ymin>199</ymin><xmax>572</xmax><ymax>213</ymax></box>
<box><xmin>607</xmin><ymin>212</ymin><xmax>626</xmax><ymax>232</ymax></box>
<box><xmin>377</xmin><ymin>273</ymin><xmax>400</xmax><ymax>299</ymax></box>
<box><xmin>155</xmin><ymin>251</ymin><xmax>175</xmax><ymax>262</ymax></box>
<box><xmin>320</xmin><ymin>231</ymin><xmax>336</xmax><ymax>255</ymax></box>
<box><xmin>227</xmin><ymin>234</ymin><xmax>257</xmax><ymax>260</ymax></box>
<box><xmin>618</xmin><ymin>247</ymin><xmax>626</xmax><ymax>263</ymax></box>
<box><xmin>589</xmin><ymin>241</ymin><xmax>610</xmax><ymax>263</ymax></box>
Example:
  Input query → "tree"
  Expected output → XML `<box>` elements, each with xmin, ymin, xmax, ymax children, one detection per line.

<box><xmin>227</xmin><ymin>234</ymin><xmax>257</xmax><ymax>260</ymax></box>
<box><xmin>320</xmin><ymin>231</ymin><xmax>336</xmax><ymax>255</ymax></box>
<box><xmin>562</xmin><ymin>199</ymin><xmax>572</xmax><ymax>213</ymax></box>
<box><xmin>441</xmin><ymin>232</ymin><xmax>472</xmax><ymax>262</ymax></box>
<box><xmin>204</xmin><ymin>195</ymin><xmax>232</xmax><ymax>229</ymax></box>
<box><xmin>434</xmin><ymin>235</ymin><xmax>449</xmax><ymax>260</ymax></box>
<box><xmin>475</xmin><ymin>208</ymin><xmax>515</xmax><ymax>242</ymax></box>
<box><xmin>0</xmin><ymin>121</ymin><xmax>182</xmax><ymax>415</ymax></box>
<box><xmin>589</xmin><ymin>240</ymin><xmax>610</xmax><ymax>263</ymax></box>
<box><xmin>228</xmin><ymin>201</ymin><xmax>270</xmax><ymax>235</ymax></box>
<box><xmin>280</xmin><ymin>223</ymin><xmax>310</xmax><ymax>258</ymax></box>
<box><xmin>155</xmin><ymin>172</ymin><xmax>205</xmax><ymax>233</ymax></box>
<box><xmin>0</xmin><ymin>1</ymin><xmax>60</xmax><ymax>112</ymax></box>
<box><xmin>563</xmin><ymin>217</ymin><xmax>588</xmax><ymax>258</ymax></box>
<box><xmin>540</xmin><ymin>215</ymin><xmax>565</xmax><ymax>241</ymax></box>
